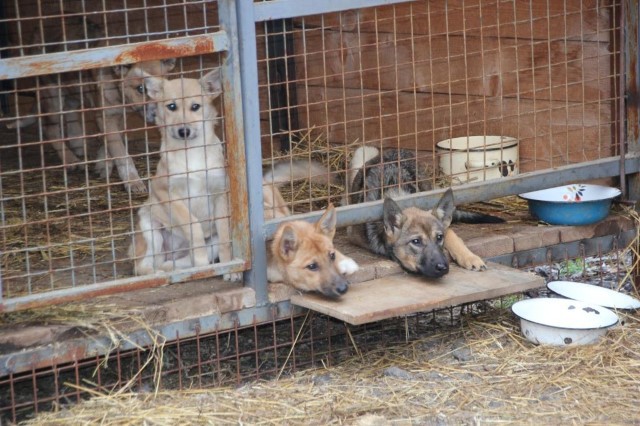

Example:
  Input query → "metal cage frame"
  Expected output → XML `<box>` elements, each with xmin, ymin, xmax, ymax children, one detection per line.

<box><xmin>0</xmin><ymin>0</ymin><xmax>638</xmax><ymax>392</ymax></box>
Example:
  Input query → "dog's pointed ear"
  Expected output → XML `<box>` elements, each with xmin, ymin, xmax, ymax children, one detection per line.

<box><xmin>278</xmin><ymin>225</ymin><xmax>299</xmax><ymax>258</ymax></box>
<box><xmin>315</xmin><ymin>204</ymin><xmax>337</xmax><ymax>239</ymax></box>
<box><xmin>200</xmin><ymin>68</ymin><xmax>223</xmax><ymax>97</ymax></box>
<box><xmin>112</xmin><ymin>63</ymin><xmax>132</xmax><ymax>77</ymax></box>
<box><xmin>433</xmin><ymin>188</ymin><xmax>455</xmax><ymax>228</ymax></box>
<box><xmin>144</xmin><ymin>76</ymin><xmax>164</xmax><ymax>101</ymax></box>
<box><xmin>383</xmin><ymin>197</ymin><xmax>404</xmax><ymax>234</ymax></box>
<box><xmin>161</xmin><ymin>58</ymin><xmax>177</xmax><ymax>72</ymax></box>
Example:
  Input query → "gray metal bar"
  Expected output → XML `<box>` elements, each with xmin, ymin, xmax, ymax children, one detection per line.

<box><xmin>263</xmin><ymin>153</ymin><xmax>640</xmax><ymax>237</ymax></box>
<box><xmin>0</xmin><ymin>301</ymin><xmax>301</xmax><ymax>377</ymax></box>
<box><xmin>0</xmin><ymin>259</ymin><xmax>246</xmax><ymax>313</ymax></box>
<box><xmin>236</xmin><ymin>0</ymin><xmax>271</xmax><ymax>306</ymax></box>
<box><xmin>253</xmin><ymin>0</ymin><xmax>414</xmax><ymax>22</ymax></box>
<box><xmin>0</xmin><ymin>32</ymin><xmax>229</xmax><ymax>80</ymax></box>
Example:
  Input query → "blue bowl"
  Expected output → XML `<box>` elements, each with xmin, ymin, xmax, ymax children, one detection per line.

<box><xmin>519</xmin><ymin>184</ymin><xmax>621</xmax><ymax>226</ymax></box>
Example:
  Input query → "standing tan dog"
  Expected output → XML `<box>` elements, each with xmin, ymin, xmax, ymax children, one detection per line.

<box><xmin>129</xmin><ymin>68</ymin><xmax>241</xmax><ymax>281</ymax></box>
<box><xmin>8</xmin><ymin>15</ymin><xmax>175</xmax><ymax>193</ymax></box>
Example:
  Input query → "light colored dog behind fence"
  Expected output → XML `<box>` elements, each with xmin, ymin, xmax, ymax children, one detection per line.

<box><xmin>129</xmin><ymin>68</ymin><xmax>242</xmax><ymax>281</ymax></box>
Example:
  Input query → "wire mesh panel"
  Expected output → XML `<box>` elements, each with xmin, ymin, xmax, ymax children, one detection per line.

<box><xmin>0</xmin><ymin>1</ymin><xmax>249</xmax><ymax>308</ymax></box>
<box><xmin>256</xmin><ymin>0</ymin><xmax>620</xmax><ymax>211</ymax></box>
<box><xmin>0</xmin><ymin>0</ymin><xmax>636</xmax><ymax>422</ymax></box>
<box><xmin>0</xmin><ymin>300</ymin><xmax>524</xmax><ymax>423</ymax></box>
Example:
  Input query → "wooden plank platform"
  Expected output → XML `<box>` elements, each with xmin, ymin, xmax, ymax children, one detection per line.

<box><xmin>290</xmin><ymin>262</ymin><xmax>544</xmax><ymax>325</ymax></box>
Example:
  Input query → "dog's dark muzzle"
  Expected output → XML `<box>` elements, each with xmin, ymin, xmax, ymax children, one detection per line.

<box><xmin>419</xmin><ymin>262</ymin><xmax>449</xmax><ymax>278</ymax></box>
<box><xmin>418</xmin><ymin>248</ymin><xmax>450</xmax><ymax>278</ymax></box>
<box><xmin>322</xmin><ymin>276</ymin><xmax>350</xmax><ymax>298</ymax></box>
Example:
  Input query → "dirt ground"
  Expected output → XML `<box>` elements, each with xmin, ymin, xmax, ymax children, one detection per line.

<box><xmin>23</xmin><ymin>304</ymin><xmax>640</xmax><ymax>425</ymax></box>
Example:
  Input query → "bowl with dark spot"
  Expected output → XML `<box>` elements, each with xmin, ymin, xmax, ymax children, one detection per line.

<box><xmin>511</xmin><ymin>298</ymin><xmax>619</xmax><ymax>346</ymax></box>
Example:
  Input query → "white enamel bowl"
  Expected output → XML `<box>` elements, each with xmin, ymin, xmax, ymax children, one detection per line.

<box><xmin>511</xmin><ymin>298</ymin><xmax>619</xmax><ymax>346</ymax></box>
<box><xmin>547</xmin><ymin>281</ymin><xmax>640</xmax><ymax>310</ymax></box>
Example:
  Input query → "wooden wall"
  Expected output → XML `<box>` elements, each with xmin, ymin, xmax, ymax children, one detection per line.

<box><xmin>3</xmin><ymin>0</ymin><xmax>620</xmax><ymax>173</ymax></box>
<box><xmin>259</xmin><ymin>0</ymin><xmax>619</xmax><ymax>172</ymax></box>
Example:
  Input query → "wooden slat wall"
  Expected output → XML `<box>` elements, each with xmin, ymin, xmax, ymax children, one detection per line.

<box><xmin>271</xmin><ymin>0</ymin><xmax>618</xmax><ymax>172</ymax></box>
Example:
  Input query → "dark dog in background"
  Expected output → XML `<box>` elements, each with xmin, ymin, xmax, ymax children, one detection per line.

<box><xmin>347</xmin><ymin>146</ymin><xmax>503</xmax><ymax>278</ymax></box>
<box><xmin>7</xmin><ymin>15</ymin><xmax>176</xmax><ymax>193</ymax></box>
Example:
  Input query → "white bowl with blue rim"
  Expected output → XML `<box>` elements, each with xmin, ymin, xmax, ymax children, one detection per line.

<box><xmin>519</xmin><ymin>184</ymin><xmax>621</xmax><ymax>226</ymax></box>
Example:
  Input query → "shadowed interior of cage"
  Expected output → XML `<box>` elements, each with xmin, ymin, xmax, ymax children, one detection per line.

<box><xmin>0</xmin><ymin>1</ymin><xmax>235</xmax><ymax>297</ymax></box>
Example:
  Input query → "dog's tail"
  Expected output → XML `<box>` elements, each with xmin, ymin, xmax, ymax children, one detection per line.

<box><xmin>6</xmin><ymin>102</ymin><xmax>38</xmax><ymax>129</ymax></box>
<box><xmin>262</xmin><ymin>159</ymin><xmax>330</xmax><ymax>220</ymax></box>
<box><xmin>453</xmin><ymin>209</ymin><xmax>504</xmax><ymax>224</ymax></box>
<box><xmin>348</xmin><ymin>146</ymin><xmax>380</xmax><ymax>187</ymax></box>
<box><xmin>263</xmin><ymin>159</ymin><xmax>330</xmax><ymax>186</ymax></box>
<box><xmin>6</xmin><ymin>115</ymin><xmax>37</xmax><ymax>129</ymax></box>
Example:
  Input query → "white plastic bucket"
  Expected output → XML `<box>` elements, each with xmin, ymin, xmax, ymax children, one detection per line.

<box><xmin>436</xmin><ymin>136</ymin><xmax>519</xmax><ymax>183</ymax></box>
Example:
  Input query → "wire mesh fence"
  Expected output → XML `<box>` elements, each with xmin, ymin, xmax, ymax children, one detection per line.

<box><xmin>0</xmin><ymin>0</ymin><xmax>634</xmax><ymax>421</ymax></box>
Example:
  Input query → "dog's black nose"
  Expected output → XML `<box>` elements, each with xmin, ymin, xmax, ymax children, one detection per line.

<box><xmin>178</xmin><ymin>127</ymin><xmax>191</xmax><ymax>138</ymax></box>
<box><xmin>336</xmin><ymin>282</ymin><xmax>349</xmax><ymax>295</ymax></box>
<box><xmin>436</xmin><ymin>263</ymin><xmax>448</xmax><ymax>272</ymax></box>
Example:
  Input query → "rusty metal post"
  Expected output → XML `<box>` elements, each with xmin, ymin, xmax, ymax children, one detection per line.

<box><xmin>218</xmin><ymin>0</ymin><xmax>252</xmax><ymax>274</ymax></box>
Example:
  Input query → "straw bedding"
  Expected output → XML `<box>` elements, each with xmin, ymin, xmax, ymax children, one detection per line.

<box><xmin>25</xmin><ymin>308</ymin><xmax>640</xmax><ymax>425</ymax></box>
<box><xmin>6</xmin><ymin>129</ymin><xmax>640</xmax><ymax>424</ymax></box>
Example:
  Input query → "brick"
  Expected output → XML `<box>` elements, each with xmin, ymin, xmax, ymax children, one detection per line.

<box><xmin>215</xmin><ymin>287</ymin><xmax>256</xmax><ymax>313</ymax></box>
<box><xmin>163</xmin><ymin>292</ymin><xmax>220</xmax><ymax>323</ymax></box>
<box><xmin>558</xmin><ymin>224</ymin><xmax>597</xmax><ymax>243</ymax></box>
<box><xmin>465</xmin><ymin>234</ymin><xmax>514</xmax><ymax>258</ymax></box>
<box><xmin>544</xmin><ymin>214</ymin><xmax>634</xmax><ymax>244</ymax></box>
<box><xmin>512</xmin><ymin>227</ymin><xmax>561</xmax><ymax>251</ymax></box>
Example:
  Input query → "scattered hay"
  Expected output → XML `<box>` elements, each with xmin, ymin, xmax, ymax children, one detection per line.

<box><xmin>24</xmin><ymin>308</ymin><xmax>640</xmax><ymax>425</ymax></box>
<box><xmin>0</xmin><ymin>155</ymin><xmax>150</xmax><ymax>296</ymax></box>
<box><xmin>0</xmin><ymin>302</ymin><xmax>166</xmax><ymax>395</ymax></box>
<box><xmin>265</xmin><ymin>128</ymin><xmax>457</xmax><ymax>213</ymax></box>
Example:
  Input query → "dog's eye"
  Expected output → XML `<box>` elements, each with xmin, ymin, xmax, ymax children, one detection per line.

<box><xmin>136</xmin><ymin>84</ymin><xmax>145</xmax><ymax>95</ymax></box>
<box><xmin>436</xmin><ymin>233</ymin><xmax>444</xmax><ymax>242</ymax></box>
<box><xmin>306</xmin><ymin>262</ymin><xmax>319</xmax><ymax>271</ymax></box>
<box><xmin>191</xmin><ymin>103</ymin><xmax>201</xmax><ymax>112</ymax></box>
<box><xmin>329</xmin><ymin>252</ymin><xmax>336</xmax><ymax>261</ymax></box>
<box><xmin>410</xmin><ymin>238</ymin><xmax>422</xmax><ymax>246</ymax></box>
<box><xmin>166</xmin><ymin>102</ymin><xmax>177</xmax><ymax>111</ymax></box>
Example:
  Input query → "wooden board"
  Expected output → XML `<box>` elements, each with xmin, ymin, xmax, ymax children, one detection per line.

<box><xmin>290</xmin><ymin>262</ymin><xmax>544</xmax><ymax>325</ymax></box>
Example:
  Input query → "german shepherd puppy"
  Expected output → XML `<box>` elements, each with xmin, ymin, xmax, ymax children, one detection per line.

<box><xmin>347</xmin><ymin>146</ymin><xmax>503</xmax><ymax>278</ymax></box>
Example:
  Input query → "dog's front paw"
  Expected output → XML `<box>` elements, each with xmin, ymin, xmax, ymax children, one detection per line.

<box><xmin>224</xmin><ymin>272</ymin><xmax>243</xmax><ymax>282</ymax></box>
<box><xmin>338</xmin><ymin>257</ymin><xmax>359</xmax><ymax>275</ymax></box>
<box><xmin>125</xmin><ymin>179</ymin><xmax>148</xmax><ymax>194</ymax></box>
<box><xmin>458</xmin><ymin>254</ymin><xmax>487</xmax><ymax>272</ymax></box>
